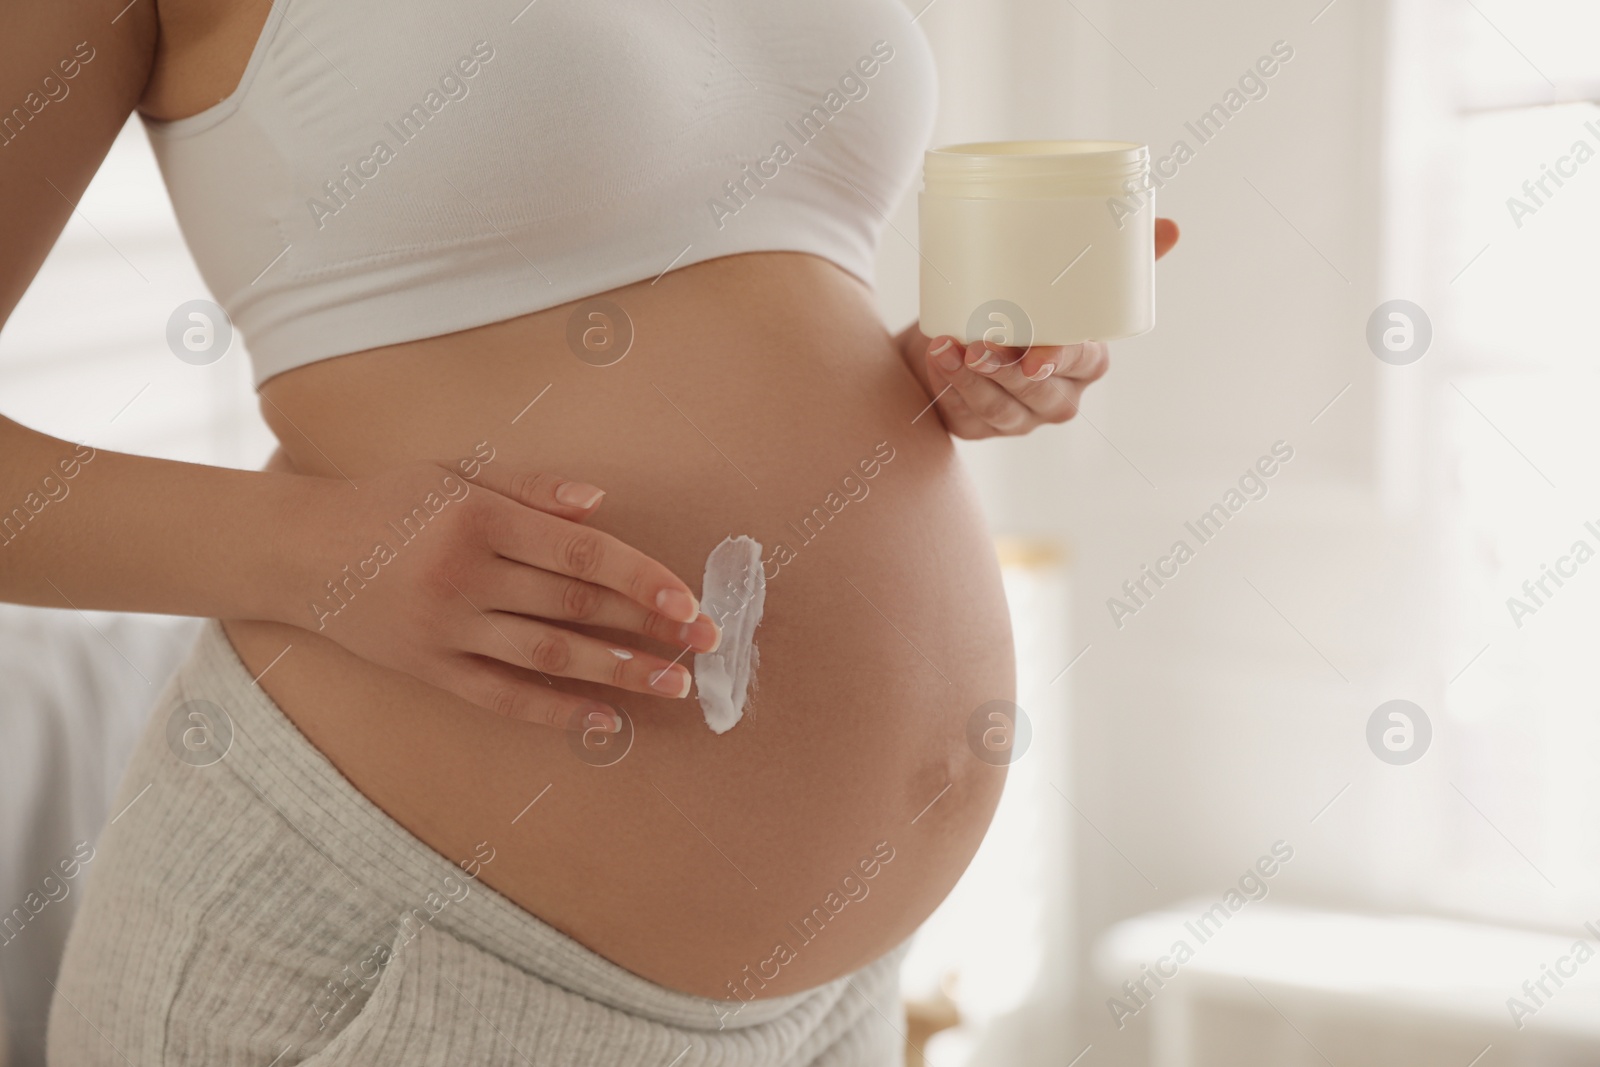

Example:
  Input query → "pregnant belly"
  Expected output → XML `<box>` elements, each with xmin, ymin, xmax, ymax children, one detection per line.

<box><xmin>225</xmin><ymin>252</ymin><xmax>1015</xmax><ymax>998</ymax></box>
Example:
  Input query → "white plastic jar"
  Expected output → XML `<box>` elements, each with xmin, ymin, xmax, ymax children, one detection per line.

<box><xmin>918</xmin><ymin>140</ymin><xmax>1154</xmax><ymax>347</ymax></box>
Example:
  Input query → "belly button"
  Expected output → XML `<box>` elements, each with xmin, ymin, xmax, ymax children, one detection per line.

<box><xmin>910</xmin><ymin>751</ymin><xmax>968</xmax><ymax>825</ymax></box>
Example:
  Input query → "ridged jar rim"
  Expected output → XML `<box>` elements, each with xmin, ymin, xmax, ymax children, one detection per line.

<box><xmin>923</xmin><ymin>140</ymin><xmax>1150</xmax><ymax>196</ymax></box>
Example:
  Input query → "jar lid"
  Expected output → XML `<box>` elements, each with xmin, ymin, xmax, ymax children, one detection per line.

<box><xmin>924</xmin><ymin>140</ymin><xmax>1149</xmax><ymax>197</ymax></box>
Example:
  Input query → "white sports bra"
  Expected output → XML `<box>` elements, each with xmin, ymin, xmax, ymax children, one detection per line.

<box><xmin>141</xmin><ymin>0</ymin><xmax>939</xmax><ymax>386</ymax></box>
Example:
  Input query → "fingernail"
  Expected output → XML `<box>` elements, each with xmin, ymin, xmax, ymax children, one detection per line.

<box><xmin>1028</xmin><ymin>363</ymin><xmax>1057</xmax><ymax>381</ymax></box>
<box><xmin>555</xmin><ymin>481</ymin><xmax>605</xmax><ymax>508</ymax></box>
<box><xmin>965</xmin><ymin>345</ymin><xmax>992</xmax><ymax>370</ymax></box>
<box><xmin>650</xmin><ymin>666</ymin><xmax>692</xmax><ymax>698</ymax></box>
<box><xmin>608</xmin><ymin>648</ymin><xmax>633</xmax><ymax>660</ymax></box>
<box><xmin>933</xmin><ymin>344</ymin><xmax>963</xmax><ymax>372</ymax></box>
<box><xmin>656</xmin><ymin>589</ymin><xmax>699</xmax><ymax>623</ymax></box>
<box><xmin>582</xmin><ymin>704</ymin><xmax>622</xmax><ymax>733</ymax></box>
<box><xmin>929</xmin><ymin>338</ymin><xmax>955</xmax><ymax>356</ymax></box>
<box><xmin>681</xmin><ymin>614</ymin><xmax>721</xmax><ymax>653</ymax></box>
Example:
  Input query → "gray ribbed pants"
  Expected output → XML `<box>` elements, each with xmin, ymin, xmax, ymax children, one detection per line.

<box><xmin>47</xmin><ymin>621</ymin><xmax>907</xmax><ymax>1066</ymax></box>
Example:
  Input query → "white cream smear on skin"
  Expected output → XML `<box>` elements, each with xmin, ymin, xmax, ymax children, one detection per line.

<box><xmin>694</xmin><ymin>535</ymin><xmax>766</xmax><ymax>734</ymax></box>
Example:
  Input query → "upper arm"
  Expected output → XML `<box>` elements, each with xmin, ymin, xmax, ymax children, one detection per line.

<box><xmin>0</xmin><ymin>0</ymin><xmax>158</xmax><ymax>326</ymax></box>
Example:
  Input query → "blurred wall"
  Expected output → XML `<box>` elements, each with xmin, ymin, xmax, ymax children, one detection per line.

<box><xmin>873</xmin><ymin>0</ymin><xmax>1450</xmax><ymax>1059</ymax></box>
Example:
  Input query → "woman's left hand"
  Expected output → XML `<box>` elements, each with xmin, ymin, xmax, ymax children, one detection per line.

<box><xmin>914</xmin><ymin>336</ymin><xmax>1109</xmax><ymax>440</ymax></box>
<box><xmin>901</xmin><ymin>217</ymin><xmax>1179</xmax><ymax>440</ymax></box>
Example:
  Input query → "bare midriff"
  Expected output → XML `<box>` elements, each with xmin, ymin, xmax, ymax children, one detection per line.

<box><xmin>223</xmin><ymin>252</ymin><xmax>1015</xmax><ymax>999</ymax></box>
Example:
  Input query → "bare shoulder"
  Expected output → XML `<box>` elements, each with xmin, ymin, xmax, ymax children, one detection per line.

<box><xmin>0</xmin><ymin>0</ymin><xmax>276</xmax><ymax>326</ymax></box>
<box><xmin>0</xmin><ymin>0</ymin><xmax>157</xmax><ymax>324</ymax></box>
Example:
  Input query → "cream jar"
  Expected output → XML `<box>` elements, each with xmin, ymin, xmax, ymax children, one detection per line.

<box><xmin>918</xmin><ymin>140</ymin><xmax>1154</xmax><ymax>347</ymax></box>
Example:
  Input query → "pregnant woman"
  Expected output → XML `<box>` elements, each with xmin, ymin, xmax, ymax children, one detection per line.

<box><xmin>5</xmin><ymin>0</ymin><xmax>1175</xmax><ymax>1063</ymax></box>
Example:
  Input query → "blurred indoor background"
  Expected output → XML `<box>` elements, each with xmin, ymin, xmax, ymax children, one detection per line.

<box><xmin>3</xmin><ymin>0</ymin><xmax>1598</xmax><ymax>1065</ymax></box>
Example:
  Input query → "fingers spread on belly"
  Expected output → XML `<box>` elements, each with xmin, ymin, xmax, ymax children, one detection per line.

<box><xmin>482</xmin><ymin>561</ymin><xmax>720</xmax><ymax>652</ymax></box>
<box><xmin>462</xmin><ymin>610</ymin><xmax>693</xmax><ymax>698</ymax></box>
<box><xmin>437</xmin><ymin>655</ymin><xmax>621</xmax><ymax>731</ymax></box>
<box><xmin>480</xmin><ymin>494</ymin><xmax>701</xmax><ymax>622</ymax></box>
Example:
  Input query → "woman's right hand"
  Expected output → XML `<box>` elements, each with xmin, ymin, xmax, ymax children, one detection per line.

<box><xmin>287</xmin><ymin>457</ymin><xmax>719</xmax><ymax>732</ymax></box>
